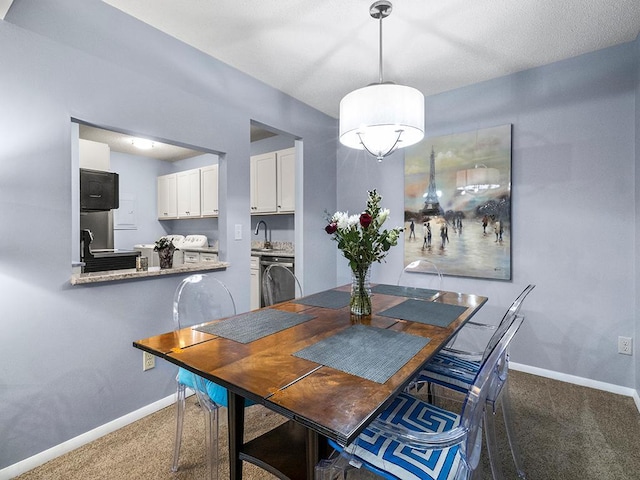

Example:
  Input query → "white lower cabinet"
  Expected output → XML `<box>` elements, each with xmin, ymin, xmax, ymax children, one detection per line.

<box><xmin>183</xmin><ymin>251</ymin><xmax>219</xmax><ymax>264</ymax></box>
<box><xmin>183</xmin><ymin>251</ymin><xmax>200</xmax><ymax>264</ymax></box>
<box><xmin>200</xmin><ymin>252</ymin><xmax>219</xmax><ymax>263</ymax></box>
<box><xmin>250</xmin><ymin>256</ymin><xmax>260</xmax><ymax>310</ymax></box>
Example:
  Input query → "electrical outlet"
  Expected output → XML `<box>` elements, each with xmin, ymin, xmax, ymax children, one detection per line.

<box><xmin>618</xmin><ymin>336</ymin><xmax>632</xmax><ymax>356</ymax></box>
<box><xmin>143</xmin><ymin>351</ymin><xmax>156</xmax><ymax>371</ymax></box>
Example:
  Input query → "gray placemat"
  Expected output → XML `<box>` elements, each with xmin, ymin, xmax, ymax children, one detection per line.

<box><xmin>293</xmin><ymin>290</ymin><xmax>351</xmax><ymax>309</ymax></box>
<box><xmin>293</xmin><ymin>325</ymin><xmax>430</xmax><ymax>384</ymax></box>
<box><xmin>378</xmin><ymin>299</ymin><xmax>467</xmax><ymax>327</ymax></box>
<box><xmin>372</xmin><ymin>283</ymin><xmax>439</xmax><ymax>300</ymax></box>
<box><xmin>195</xmin><ymin>309</ymin><xmax>315</xmax><ymax>344</ymax></box>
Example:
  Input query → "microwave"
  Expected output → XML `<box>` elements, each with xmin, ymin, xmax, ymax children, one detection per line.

<box><xmin>80</xmin><ymin>168</ymin><xmax>119</xmax><ymax>211</ymax></box>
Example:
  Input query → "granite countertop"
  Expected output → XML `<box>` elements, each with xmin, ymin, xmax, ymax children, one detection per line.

<box><xmin>70</xmin><ymin>261</ymin><xmax>229</xmax><ymax>285</ymax></box>
<box><xmin>250</xmin><ymin>249</ymin><xmax>295</xmax><ymax>258</ymax></box>
<box><xmin>250</xmin><ymin>241</ymin><xmax>294</xmax><ymax>258</ymax></box>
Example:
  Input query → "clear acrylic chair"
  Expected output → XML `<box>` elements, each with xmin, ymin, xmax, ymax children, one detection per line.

<box><xmin>415</xmin><ymin>284</ymin><xmax>535</xmax><ymax>479</ymax></box>
<box><xmin>262</xmin><ymin>263</ymin><xmax>302</xmax><ymax>306</ymax></box>
<box><xmin>327</xmin><ymin>314</ymin><xmax>526</xmax><ymax>480</ymax></box>
<box><xmin>397</xmin><ymin>259</ymin><xmax>444</xmax><ymax>290</ymax></box>
<box><xmin>171</xmin><ymin>274</ymin><xmax>236</xmax><ymax>480</ymax></box>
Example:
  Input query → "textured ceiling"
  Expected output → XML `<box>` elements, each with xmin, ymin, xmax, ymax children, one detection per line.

<box><xmin>102</xmin><ymin>0</ymin><xmax>640</xmax><ymax>118</ymax></box>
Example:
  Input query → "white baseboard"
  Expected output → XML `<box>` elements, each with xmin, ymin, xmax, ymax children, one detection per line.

<box><xmin>0</xmin><ymin>393</ymin><xmax>178</xmax><ymax>480</ymax></box>
<box><xmin>510</xmin><ymin>362</ymin><xmax>640</xmax><ymax>413</ymax></box>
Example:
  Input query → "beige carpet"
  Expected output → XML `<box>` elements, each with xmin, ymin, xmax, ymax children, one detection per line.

<box><xmin>15</xmin><ymin>371</ymin><xmax>640</xmax><ymax>480</ymax></box>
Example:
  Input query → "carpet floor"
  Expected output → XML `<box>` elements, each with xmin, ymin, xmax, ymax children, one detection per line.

<box><xmin>14</xmin><ymin>370</ymin><xmax>640</xmax><ymax>479</ymax></box>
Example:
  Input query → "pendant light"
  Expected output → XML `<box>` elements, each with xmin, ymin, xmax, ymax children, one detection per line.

<box><xmin>339</xmin><ymin>1</ymin><xmax>424</xmax><ymax>162</ymax></box>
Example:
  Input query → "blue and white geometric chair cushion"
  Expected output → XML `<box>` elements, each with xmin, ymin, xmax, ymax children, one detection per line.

<box><xmin>415</xmin><ymin>351</ymin><xmax>480</xmax><ymax>393</ymax></box>
<box><xmin>329</xmin><ymin>392</ymin><xmax>463</xmax><ymax>480</ymax></box>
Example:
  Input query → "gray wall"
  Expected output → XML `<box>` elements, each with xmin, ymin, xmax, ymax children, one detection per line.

<box><xmin>0</xmin><ymin>0</ymin><xmax>336</xmax><ymax>469</ymax></box>
<box><xmin>338</xmin><ymin>41</ymin><xmax>638</xmax><ymax>389</ymax></box>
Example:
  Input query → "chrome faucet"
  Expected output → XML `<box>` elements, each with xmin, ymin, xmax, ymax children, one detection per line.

<box><xmin>254</xmin><ymin>220</ymin><xmax>272</xmax><ymax>249</ymax></box>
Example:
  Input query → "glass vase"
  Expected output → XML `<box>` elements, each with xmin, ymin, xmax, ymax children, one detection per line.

<box><xmin>157</xmin><ymin>247</ymin><xmax>174</xmax><ymax>269</ymax></box>
<box><xmin>350</xmin><ymin>264</ymin><xmax>372</xmax><ymax>316</ymax></box>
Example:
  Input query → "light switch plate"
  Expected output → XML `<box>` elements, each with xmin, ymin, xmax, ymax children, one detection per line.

<box><xmin>234</xmin><ymin>224</ymin><xmax>242</xmax><ymax>240</ymax></box>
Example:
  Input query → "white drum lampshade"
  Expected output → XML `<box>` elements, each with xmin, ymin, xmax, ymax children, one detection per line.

<box><xmin>339</xmin><ymin>83</ymin><xmax>424</xmax><ymax>161</ymax></box>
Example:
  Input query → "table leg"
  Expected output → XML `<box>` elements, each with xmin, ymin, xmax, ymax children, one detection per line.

<box><xmin>306</xmin><ymin>430</ymin><xmax>330</xmax><ymax>479</ymax></box>
<box><xmin>228</xmin><ymin>391</ymin><xmax>245</xmax><ymax>480</ymax></box>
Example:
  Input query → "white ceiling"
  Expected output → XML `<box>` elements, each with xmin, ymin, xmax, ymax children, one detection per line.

<box><xmin>78</xmin><ymin>124</ymin><xmax>207</xmax><ymax>161</ymax></box>
<box><xmin>101</xmin><ymin>0</ymin><xmax>640</xmax><ymax>118</ymax></box>
<box><xmin>78</xmin><ymin>123</ymin><xmax>276</xmax><ymax>161</ymax></box>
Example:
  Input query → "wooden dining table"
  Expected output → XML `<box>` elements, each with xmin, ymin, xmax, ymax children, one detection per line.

<box><xmin>133</xmin><ymin>283</ymin><xmax>487</xmax><ymax>480</ymax></box>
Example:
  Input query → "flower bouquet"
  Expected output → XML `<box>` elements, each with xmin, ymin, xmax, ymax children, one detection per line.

<box><xmin>154</xmin><ymin>237</ymin><xmax>177</xmax><ymax>269</ymax></box>
<box><xmin>325</xmin><ymin>190</ymin><xmax>403</xmax><ymax>315</ymax></box>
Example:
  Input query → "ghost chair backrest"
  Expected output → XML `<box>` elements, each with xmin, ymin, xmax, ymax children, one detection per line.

<box><xmin>397</xmin><ymin>259</ymin><xmax>444</xmax><ymax>291</ymax></box>
<box><xmin>173</xmin><ymin>274</ymin><xmax>236</xmax><ymax>330</ymax></box>
<box><xmin>262</xmin><ymin>264</ymin><xmax>302</xmax><ymax>307</ymax></box>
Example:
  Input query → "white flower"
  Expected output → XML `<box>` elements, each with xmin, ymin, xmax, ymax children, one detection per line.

<box><xmin>333</xmin><ymin>212</ymin><xmax>350</xmax><ymax>230</ymax></box>
<box><xmin>377</xmin><ymin>208</ymin><xmax>390</xmax><ymax>226</ymax></box>
<box><xmin>347</xmin><ymin>214</ymin><xmax>360</xmax><ymax>228</ymax></box>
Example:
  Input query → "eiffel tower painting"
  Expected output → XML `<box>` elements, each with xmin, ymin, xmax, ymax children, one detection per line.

<box><xmin>422</xmin><ymin>146</ymin><xmax>442</xmax><ymax>216</ymax></box>
<box><xmin>404</xmin><ymin>124</ymin><xmax>512</xmax><ymax>280</ymax></box>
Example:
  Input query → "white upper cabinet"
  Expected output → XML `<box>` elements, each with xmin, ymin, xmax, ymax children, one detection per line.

<box><xmin>158</xmin><ymin>165</ymin><xmax>218</xmax><ymax>220</ymax></box>
<box><xmin>200</xmin><ymin>164</ymin><xmax>219</xmax><ymax>217</ymax></box>
<box><xmin>277</xmin><ymin>147</ymin><xmax>295</xmax><ymax>213</ymax></box>
<box><xmin>250</xmin><ymin>152</ymin><xmax>277</xmax><ymax>213</ymax></box>
<box><xmin>157</xmin><ymin>173</ymin><xmax>177</xmax><ymax>219</ymax></box>
<box><xmin>79</xmin><ymin>139</ymin><xmax>110</xmax><ymax>170</ymax></box>
<box><xmin>177</xmin><ymin>168</ymin><xmax>201</xmax><ymax>217</ymax></box>
<box><xmin>250</xmin><ymin>147</ymin><xmax>295</xmax><ymax>214</ymax></box>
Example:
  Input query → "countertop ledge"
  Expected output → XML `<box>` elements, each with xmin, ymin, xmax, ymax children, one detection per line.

<box><xmin>250</xmin><ymin>249</ymin><xmax>294</xmax><ymax>258</ymax></box>
<box><xmin>70</xmin><ymin>262</ymin><xmax>230</xmax><ymax>285</ymax></box>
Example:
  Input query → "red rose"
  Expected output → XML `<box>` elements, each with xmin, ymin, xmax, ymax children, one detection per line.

<box><xmin>325</xmin><ymin>223</ymin><xmax>338</xmax><ymax>234</ymax></box>
<box><xmin>360</xmin><ymin>212</ymin><xmax>373</xmax><ymax>228</ymax></box>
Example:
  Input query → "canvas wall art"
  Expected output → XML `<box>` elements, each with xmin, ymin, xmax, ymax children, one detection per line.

<box><xmin>404</xmin><ymin>124</ymin><xmax>512</xmax><ymax>280</ymax></box>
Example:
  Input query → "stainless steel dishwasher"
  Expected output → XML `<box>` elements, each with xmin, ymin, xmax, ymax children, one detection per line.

<box><xmin>259</xmin><ymin>255</ymin><xmax>295</xmax><ymax>307</ymax></box>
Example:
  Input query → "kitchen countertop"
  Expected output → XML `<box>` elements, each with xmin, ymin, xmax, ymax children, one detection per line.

<box><xmin>250</xmin><ymin>241</ymin><xmax>294</xmax><ymax>258</ymax></box>
<box><xmin>70</xmin><ymin>261</ymin><xmax>229</xmax><ymax>285</ymax></box>
<box><xmin>250</xmin><ymin>249</ymin><xmax>294</xmax><ymax>258</ymax></box>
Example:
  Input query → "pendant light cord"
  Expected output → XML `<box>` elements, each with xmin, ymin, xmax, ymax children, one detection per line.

<box><xmin>378</xmin><ymin>10</ymin><xmax>384</xmax><ymax>84</ymax></box>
